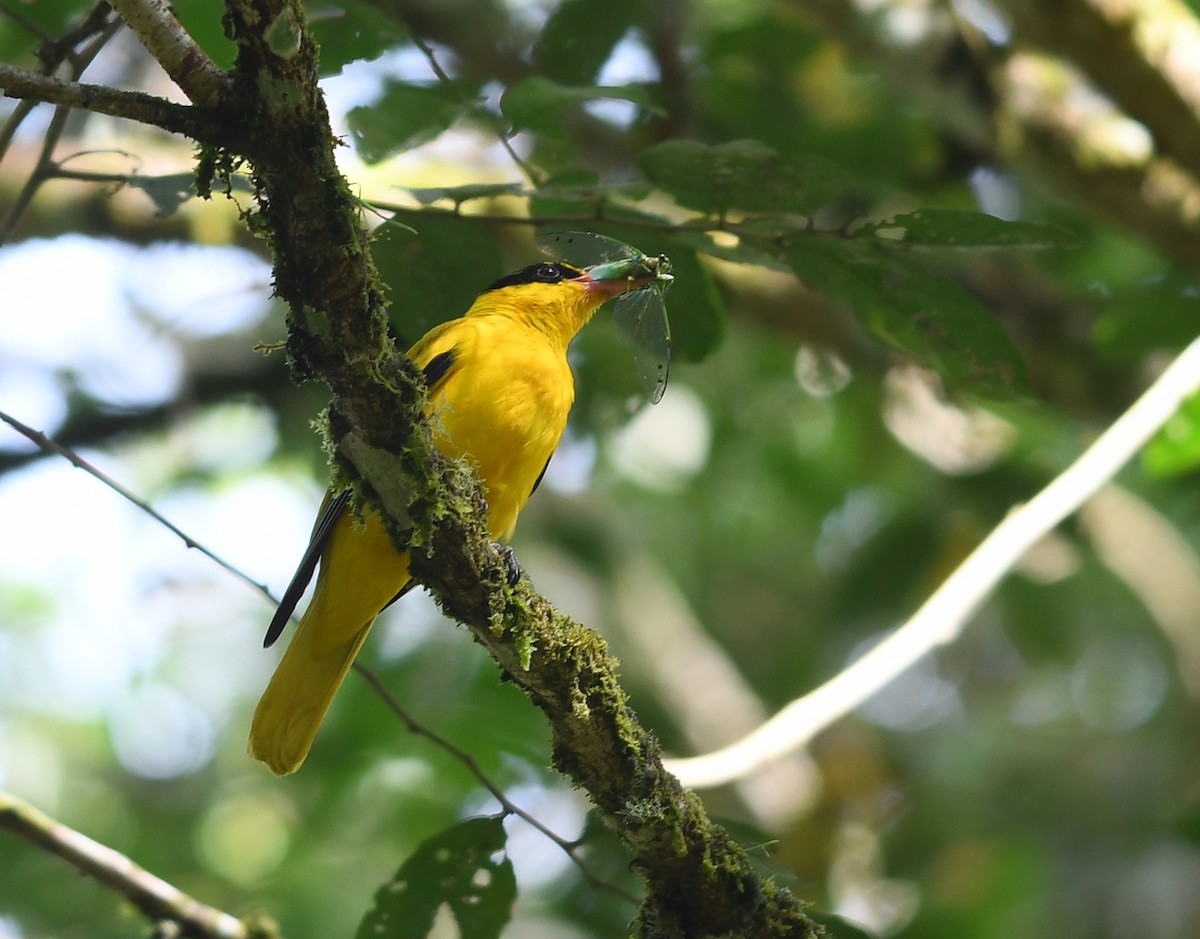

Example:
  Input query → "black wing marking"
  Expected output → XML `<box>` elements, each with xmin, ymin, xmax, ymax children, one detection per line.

<box><xmin>530</xmin><ymin>455</ymin><xmax>551</xmax><ymax>498</ymax></box>
<box><xmin>263</xmin><ymin>488</ymin><xmax>353</xmax><ymax>648</ymax></box>
<box><xmin>423</xmin><ymin>350</ymin><xmax>456</xmax><ymax>393</ymax></box>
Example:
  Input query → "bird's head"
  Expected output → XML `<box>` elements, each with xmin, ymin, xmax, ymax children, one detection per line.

<box><xmin>472</xmin><ymin>259</ymin><xmax>654</xmax><ymax>347</ymax></box>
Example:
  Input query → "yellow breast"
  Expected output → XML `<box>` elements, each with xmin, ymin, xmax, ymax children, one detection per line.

<box><xmin>426</xmin><ymin>315</ymin><xmax>575</xmax><ymax>539</ymax></box>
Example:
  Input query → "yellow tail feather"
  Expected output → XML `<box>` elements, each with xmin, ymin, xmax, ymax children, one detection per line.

<box><xmin>250</xmin><ymin>512</ymin><xmax>411</xmax><ymax>775</ymax></box>
<box><xmin>249</xmin><ymin>616</ymin><xmax>374</xmax><ymax>775</ymax></box>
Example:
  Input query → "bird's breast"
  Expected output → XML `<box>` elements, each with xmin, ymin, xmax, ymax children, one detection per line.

<box><xmin>428</xmin><ymin>321</ymin><xmax>575</xmax><ymax>538</ymax></box>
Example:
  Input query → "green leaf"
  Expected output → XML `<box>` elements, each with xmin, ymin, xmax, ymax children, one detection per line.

<box><xmin>354</xmin><ymin>817</ymin><xmax>515</xmax><ymax>939</ymax></box>
<box><xmin>660</xmin><ymin>246</ymin><xmax>726</xmax><ymax>362</ymax></box>
<box><xmin>786</xmin><ymin>236</ymin><xmax>1027</xmax><ymax>395</ymax></box>
<box><xmin>124</xmin><ymin>172</ymin><xmax>254</xmax><ymax>216</ymax></box>
<box><xmin>406</xmin><ymin>182</ymin><xmax>526</xmax><ymax>206</ymax></box>
<box><xmin>857</xmin><ymin>209</ymin><xmax>1077</xmax><ymax>248</ymax></box>
<box><xmin>173</xmin><ymin>0</ymin><xmax>237</xmax><ymax>69</ymax></box>
<box><xmin>127</xmin><ymin>173</ymin><xmax>197</xmax><ymax>217</ymax></box>
<box><xmin>348</xmin><ymin>81</ymin><xmax>469</xmax><ymax>163</ymax></box>
<box><xmin>638</xmin><ymin>139</ymin><xmax>852</xmax><ymax>217</ymax></box>
<box><xmin>1092</xmin><ymin>278</ymin><xmax>1200</xmax><ymax>364</ymax></box>
<box><xmin>0</xmin><ymin>0</ymin><xmax>89</xmax><ymax>62</ymax></box>
<box><xmin>527</xmin><ymin>170</ymin><xmax>603</xmax><ymax>218</ymax></box>
<box><xmin>1144</xmin><ymin>390</ymin><xmax>1200</xmax><ymax>477</ymax></box>
<box><xmin>533</xmin><ymin>0</ymin><xmax>644</xmax><ymax>84</ymax></box>
<box><xmin>371</xmin><ymin>214</ymin><xmax>504</xmax><ymax>346</ymax></box>
<box><xmin>501</xmin><ymin>77</ymin><xmax>652</xmax><ymax>139</ymax></box>
<box><xmin>308</xmin><ymin>0</ymin><xmax>408</xmax><ymax>76</ymax></box>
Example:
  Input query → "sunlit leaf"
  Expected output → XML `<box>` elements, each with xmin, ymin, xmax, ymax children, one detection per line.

<box><xmin>857</xmin><ymin>209</ymin><xmax>1077</xmax><ymax>248</ymax></box>
<box><xmin>1144</xmin><ymin>390</ymin><xmax>1200</xmax><ymax>477</ymax></box>
<box><xmin>354</xmin><ymin>817</ymin><xmax>515</xmax><ymax>939</ymax></box>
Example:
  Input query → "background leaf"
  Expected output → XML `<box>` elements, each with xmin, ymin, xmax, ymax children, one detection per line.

<box><xmin>532</xmin><ymin>0</ymin><xmax>645</xmax><ymax>84</ymax></box>
<box><xmin>348</xmin><ymin>82</ymin><xmax>470</xmax><ymax>163</ymax></box>
<box><xmin>354</xmin><ymin>817</ymin><xmax>515</xmax><ymax>939</ymax></box>
<box><xmin>786</xmin><ymin>236</ymin><xmax>1027</xmax><ymax>395</ymax></box>
<box><xmin>308</xmin><ymin>0</ymin><xmax>409</xmax><ymax>76</ymax></box>
<box><xmin>857</xmin><ymin>209</ymin><xmax>1078</xmax><ymax>248</ymax></box>
<box><xmin>1143</xmin><ymin>390</ymin><xmax>1200</xmax><ymax>477</ymax></box>
<box><xmin>501</xmin><ymin>77</ymin><xmax>652</xmax><ymax>138</ymax></box>
<box><xmin>638</xmin><ymin>139</ymin><xmax>854</xmax><ymax>217</ymax></box>
<box><xmin>372</xmin><ymin>214</ymin><xmax>505</xmax><ymax>345</ymax></box>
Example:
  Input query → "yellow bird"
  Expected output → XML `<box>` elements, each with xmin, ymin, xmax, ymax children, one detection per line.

<box><xmin>250</xmin><ymin>257</ymin><xmax>653</xmax><ymax>775</ymax></box>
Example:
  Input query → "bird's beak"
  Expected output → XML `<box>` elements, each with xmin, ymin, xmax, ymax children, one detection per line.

<box><xmin>574</xmin><ymin>260</ymin><xmax>657</xmax><ymax>297</ymax></box>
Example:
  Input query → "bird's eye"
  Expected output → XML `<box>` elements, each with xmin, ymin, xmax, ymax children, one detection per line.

<box><xmin>535</xmin><ymin>263</ymin><xmax>563</xmax><ymax>282</ymax></box>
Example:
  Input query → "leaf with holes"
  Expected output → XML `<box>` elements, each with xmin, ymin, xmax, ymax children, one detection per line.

<box><xmin>787</xmin><ymin>235</ymin><xmax>1027</xmax><ymax>396</ymax></box>
<box><xmin>856</xmin><ymin>209</ymin><xmax>1077</xmax><ymax>248</ymax></box>
<box><xmin>354</xmin><ymin>817</ymin><xmax>515</xmax><ymax>939</ymax></box>
<box><xmin>639</xmin><ymin>139</ymin><xmax>853</xmax><ymax>217</ymax></box>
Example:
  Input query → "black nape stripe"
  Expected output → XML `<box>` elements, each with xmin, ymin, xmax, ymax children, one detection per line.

<box><xmin>485</xmin><ymin>262</ymin><xmax>584</xmax><ymax>293</ymax></box>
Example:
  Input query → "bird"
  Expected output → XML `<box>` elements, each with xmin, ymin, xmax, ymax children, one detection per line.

<box><xmin>249</xmin><ymin>256</ymin><xmax>654</xmax><ymax>775</ymax></box>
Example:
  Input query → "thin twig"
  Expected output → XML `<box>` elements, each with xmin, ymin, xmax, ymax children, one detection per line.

<box><xmin>0</xmin><ymin>791</ymin><xmax>256</xmax><ymax>939</ymax></box>
<box><xmin>0</xmin><ymin>409</ymin><xmax>275</xmax><ymax>600</ymax></box>
<box><xmin>0</xmin><ymin>64</ymin><xmax>221</xmax><ymax>141</ymax></box>
<box><xmin>668</xmin><ymin>334</ymin><xmax>1200</xmax><ymax>788</ymax></box>
<box><xmin>0</xmin><ymin>9</ymin><xmax>124</xmax><ymax>243</ymax></box>
<box><xmin>354</xmin><ymin>663</ymin><xmax>640</xmax><ymax>905</ymax></box>
<box><xmin>394</xmin><ymin>16</ymin><xmax>543</xmax><ymax>186</ymax></box>
<box><xmin>0</xmin><ymin>408</ymin><xmax>636</xmax><ymax>903</ymax></box>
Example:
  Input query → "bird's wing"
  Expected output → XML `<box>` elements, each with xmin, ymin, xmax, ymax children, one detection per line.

<box><xmin>262</xmin><ymin>323</ymin><xmax>473</xmax><ymax>647</ymax></box>
<box><xmin>263</xmin><ymin>487</ymin><xmax>353</xmax><ymax>647</ymax></box>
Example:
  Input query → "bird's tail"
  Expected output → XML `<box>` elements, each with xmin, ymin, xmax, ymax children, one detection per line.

<box><xmin>249</xmin><ymin>610</ymin><xmax>375</xmax><ymax>775</ymax></box>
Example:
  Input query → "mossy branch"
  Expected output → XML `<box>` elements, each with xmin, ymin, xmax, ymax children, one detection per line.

<box><xmin>1</xmin><ymin>0</ymin><xmax>824</xmax><ymax>934</ymax></box>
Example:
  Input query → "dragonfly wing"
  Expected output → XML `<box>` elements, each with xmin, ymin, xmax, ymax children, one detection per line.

<box><xmin>537</xmin><ymin>230</ymin><xmax>632</xmax><ymax>265</ymax></box>
<box><xmin>613</xmin><ymin>285</ymin><xmax>672</xmax><ymax>404</ymax></box>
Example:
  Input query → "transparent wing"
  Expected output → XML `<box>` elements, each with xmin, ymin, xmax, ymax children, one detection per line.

<box><xmin>612</xmin><ymin>283</ymin><xmax>672</xmax><ymax>405</ymax></box>
<box><xmin>536</xmin><ymin>230</ymin><xmax>637</xmax><ymax>266</ymax></box>
<box><xmin>537</xmin><ymin>230</ymin><xmax>673</xmax><ymax>404</ymax></box>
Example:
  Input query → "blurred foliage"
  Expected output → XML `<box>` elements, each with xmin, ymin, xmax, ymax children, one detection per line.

<box><xmin>4</xmin><ymin>0</ymin><xmax>1200</xmax><ymax>938</ymax></box>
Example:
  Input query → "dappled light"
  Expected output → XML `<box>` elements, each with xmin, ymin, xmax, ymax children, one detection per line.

<box><xmin>4</xmin><ymin>0</ymin><xmax>1200</xmax><ymax>937</ymax></box>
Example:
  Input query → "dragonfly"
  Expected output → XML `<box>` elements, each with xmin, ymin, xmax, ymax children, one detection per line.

<box><xmin>537</xmin><ymin>231</ymin><xmax>673</xmax><ymax>405</ymax></box>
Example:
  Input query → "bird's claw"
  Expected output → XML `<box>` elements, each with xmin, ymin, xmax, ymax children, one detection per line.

<box><xmin>497</xmin><ymin>545</ymin><xmax>523</xmax><ymax>586</ymax></box>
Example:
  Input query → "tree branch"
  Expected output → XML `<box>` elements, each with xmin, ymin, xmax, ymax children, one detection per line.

<box><xmin>795</xmin><ymin>0</ymin><xmax>1200</xmax><ymax>267</ymax></box>
<box><xmin>0</xmin><ymin>791</ymin><xmax>267</xmax><ymax>939</ymax></box>
<box><xmin>211</xmin><ymin>0</ymin><xmax>823</xmax><ymax>934</ymax></box>
<box><xmin>999</xmin><ymin>0</ymin><xmax>1200</xmax><ymax>185</ymax></box>
<box><xmin>0</xmin><ymin>63</ymin><xmax>226</xmax><ymax>141</ymax></box>
<box><xmin>107</xmin><ymin>0</ymin><xmax>230</xmax><ymax>107</ymax></box>
<box><xmin>668</xmin><ymin>333</ymin><xmax>1200</xmax><ymax>788</ymax></box>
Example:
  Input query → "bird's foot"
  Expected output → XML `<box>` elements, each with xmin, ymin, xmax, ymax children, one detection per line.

<box><xmin>496</xmin><ymin>545</ymin><xmax>523</xmax><ymax>586</ymax></box>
